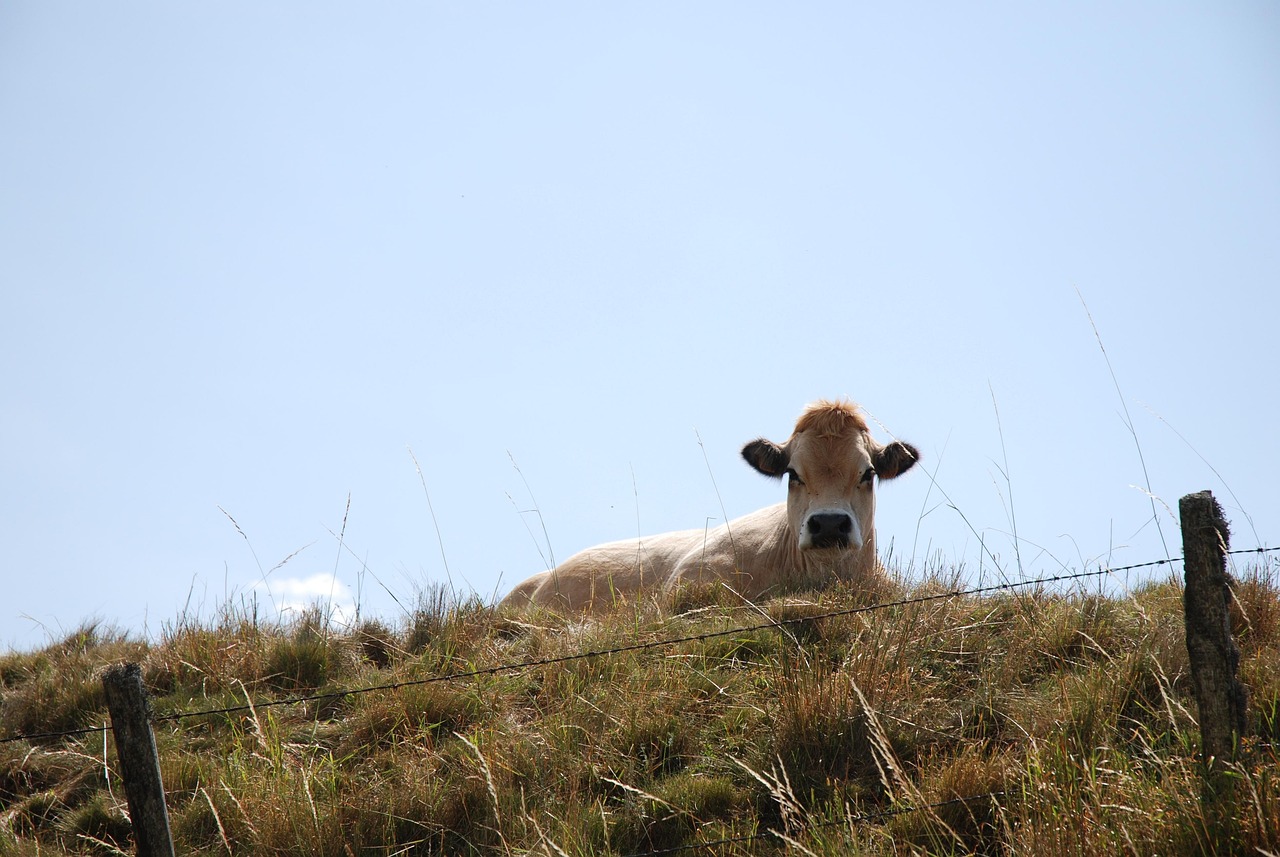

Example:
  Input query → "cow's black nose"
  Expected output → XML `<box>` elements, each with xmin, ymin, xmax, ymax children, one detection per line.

<box><xmin>808</xmin><ymin>512</ymin><xmax>853</xmax><ymax>549</ymax></box>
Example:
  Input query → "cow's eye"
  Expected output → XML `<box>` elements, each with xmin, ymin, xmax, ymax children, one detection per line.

<box><xmin>786</xmin><ymin>469</ymin><xmax>804</xmax><ymax>486</ymax></box>
<box><xmin>860</xmin><ymin>467</ymin><xmax>876</xmax><ymax>485</ymax></box>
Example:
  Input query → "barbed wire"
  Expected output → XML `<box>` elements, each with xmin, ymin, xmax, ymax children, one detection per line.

<box><xmin>1226</xmin><ymin>546</ymin><xmax>1280</xmax><ymax>558</ymax></box>
<box><xmin>0</xmin><ymin>722</ymin><xmax>108</xmax><ymax>744</ymax></box>
<box><xmin>144</xmin><ymin>562</ymin><xmax>1173</xmax><ymax>727</ymax></box>
<box><xmin>3</xmin><ymin>546</ymin><xmax>1277</xmax><ymax>747</ymax></box>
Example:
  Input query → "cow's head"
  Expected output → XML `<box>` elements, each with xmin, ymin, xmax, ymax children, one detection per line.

<box><xmin>741</xmin><ymin>400</ymin><xmax>918</xmax><ymax>553</ymax></box>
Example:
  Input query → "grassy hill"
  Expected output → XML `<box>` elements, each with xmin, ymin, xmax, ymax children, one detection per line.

<box><xmin>1</xmin><ymin>566</ymin><xmax>1277</xmax><ymax>856</ymax></box>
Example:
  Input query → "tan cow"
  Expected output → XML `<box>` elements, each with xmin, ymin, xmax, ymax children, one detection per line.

<box><xmin>499</xmin><ymin>399</ymin><xmax>918</xmax><ymax>611</ymax></box>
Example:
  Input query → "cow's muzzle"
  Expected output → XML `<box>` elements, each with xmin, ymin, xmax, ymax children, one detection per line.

<box><xmin>806</xmin><ymin>512</ymin><xmax>855</xmax><ymax>550</ymax></box>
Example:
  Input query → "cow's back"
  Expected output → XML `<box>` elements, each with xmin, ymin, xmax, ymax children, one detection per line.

<box><xmin>509</xmin><ymin>528</ymin><xmax>707</xmax><ymax>611</ymax></box>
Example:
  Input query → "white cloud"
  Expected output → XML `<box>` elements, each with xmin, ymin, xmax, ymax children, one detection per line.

<box><xmin>254</xmin><ymin>573</ymin><xmax>358</xmax><ymax>628</ymax></box>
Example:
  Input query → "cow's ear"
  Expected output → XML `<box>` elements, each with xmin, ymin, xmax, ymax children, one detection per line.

<box><xmin>742</xmin><ymin>438</ymin><xmax>789</xmax><ymax>478</ymax></box>
<box><xmin>873</xmin><ymin>440</ymin><xmax>920</xmax><ymax>480</ymax></box>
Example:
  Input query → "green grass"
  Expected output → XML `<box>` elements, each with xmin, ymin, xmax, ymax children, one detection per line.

<box><xmin>1</xmin><ymin>565</ymin><xmax>1277</xmax><ymax>856</ymax></box>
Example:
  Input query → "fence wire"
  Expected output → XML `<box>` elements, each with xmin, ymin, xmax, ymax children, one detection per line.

<box><xmin>2</xmin><ymin>545</ymin><xmax>1277</xmax><ymax>748</ymax></box>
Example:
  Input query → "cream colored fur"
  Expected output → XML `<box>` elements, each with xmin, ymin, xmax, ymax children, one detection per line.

<box><xmin>500</xmin><ymin>400</ymin><xmax>918</xmax><ymax>611</ymax></box>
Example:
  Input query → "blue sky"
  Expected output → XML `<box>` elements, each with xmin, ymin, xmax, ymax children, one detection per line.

<box><xmin>2</xmin><ymin>3</ymin><xmax>1277</xmax><ymax>651</ymax></box>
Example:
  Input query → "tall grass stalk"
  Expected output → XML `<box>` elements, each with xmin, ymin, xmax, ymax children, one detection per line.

<box><xmin>1077</xmin><ymin>289</ymin><xmax>1172</xmax><ymax>561</ymax></box>
<box><xmin>409</xmin><ymin>445</ymin><xmax>455</xmax><ymax>593</ymax></box>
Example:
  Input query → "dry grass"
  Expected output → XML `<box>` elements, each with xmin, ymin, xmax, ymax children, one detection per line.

<box><xmin>1</xmin><ymin>564</ymin><xmax>1277</xmax><ymax>856</ymax></box>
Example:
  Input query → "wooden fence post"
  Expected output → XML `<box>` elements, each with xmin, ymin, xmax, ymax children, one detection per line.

<box><xmin>1179</xmin><ymin>490</ymin><xmax>1249</xmax><ymax>804</ymax></box>
<box><xmin>1179</xmin><ymin>490</ymin><xmax>1249</xmax><ymax>765</ymax></box>
<box><xmin>102</xmin><ymin>663</ymin><xmax>176</xmax><ymax>857</ymax></box>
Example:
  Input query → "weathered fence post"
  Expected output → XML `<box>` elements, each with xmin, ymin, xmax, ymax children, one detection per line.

<box><xmin>1179</xmin><ymin>490</ymin><xmax>1249</xmax><ymax>769</ymax></box>
<box><xmin>102</xmin><ymin>663</ymin><xmax>176</xmax><ymax>857</ymax></box>
<box><xmin>1179</xmin><ymin>488</ymin><xmax>1249</xmax><ymax>853</ymax></box>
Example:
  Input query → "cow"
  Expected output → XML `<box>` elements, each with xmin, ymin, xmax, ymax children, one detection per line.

<box><xmin>499</xmin><ymin>399</ymin><xmax>919</xmax><ymax>611</ymax></box>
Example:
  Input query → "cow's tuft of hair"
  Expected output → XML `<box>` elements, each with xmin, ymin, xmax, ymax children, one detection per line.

<box><xmin>793</xmin><ymin>399</ymin><xmax>869</xmax><ymax>439</ymax></box>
